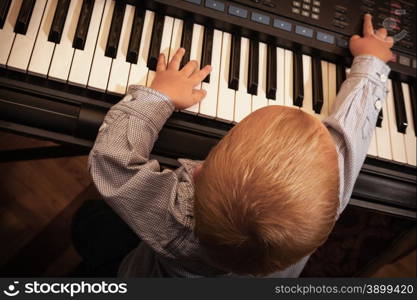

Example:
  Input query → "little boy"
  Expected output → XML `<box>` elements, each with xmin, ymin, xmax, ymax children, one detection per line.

<box><xmin>86</xmin><ymin>14</ymin><xmax>393</xmax><ymax>277</ymax></box>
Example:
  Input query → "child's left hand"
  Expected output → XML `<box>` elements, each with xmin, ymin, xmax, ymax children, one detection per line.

<box><xmin>150</xmin><ymin>48</ymin><xmax>212</xmax><ymax>109</ymax></box>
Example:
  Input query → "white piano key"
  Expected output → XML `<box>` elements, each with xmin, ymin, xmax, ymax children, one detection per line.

<box><xmin>7</xmin><ymin>0</ymin><xmax>46</xmax><ymax>72</ymax></box>
<box><xmin>48</xmin><ymin>0</ymin><xmax>83</xmax><ymax>82</ymax></box>
<box><xmin>0</xmin><ymin>0</ymin><xmax>23</xmax><ymax>67</ymax></box>
<box><xmin>146</xmin><ymin>15</ymin><xmax>174</xmax><ymax>87</ymax></box>
<box><xmin>402</xmin><ymin>83</ymin><xmax>416</xmax><ymax>166</ymax></box>
<box><xmin>318</xmin><ymin>60</ymin><xmax>329</xmax><ymax>120</ymax></box>
<box><xmin>168</xmin><ymin>18</ymin><xmax>183</xmax><ymax>113</ymax></box>
<box><xmin>87</xmin><ymin>0</ymin><xmax>115</xmax><ymax>92</ymax></box>
<box><xmin>183</xmin><ymin>23</ymin><xmax>204</xmax><ymax>115</ymax></box>
<box><xmin>386</xmin><ymin>79</ymin><xmax>407</xmax><ymax>163</ymax></box>
<box><xmin>107</xmin><ymin>4</ymin><xmax>135</xmax><ymax>95</ymax></box>
<box><xmin>328</xmin><ymin>62</ymin><xmax>337</xmax><ymax>114</ymax></box>
<box><xmin>284</xmin><ymin>49</ymin><xmax>297</xmax><ymax>109</ymax></box>
<box><xmin>199</xmin><ymin>29</ymin><xmax>222</xmax><ymax>118</ymax></box>
<box><xmin>375</xmin><ymin>94</ymin><xmax>392</xmax><ymax>161</ymax></box>
<box><xmin>127</xmin><ymin>10</ymin><xmax>154</xmax><ymax>87</ymax></box>
<box><xmin>251</xmin><ymin>42</ymin><xmax>268</xmax><ymax>112</ymax></box>
<box><xmin>69</xmin><ymin>0</ymin><xmax>106</xmax><ymax>87</ymax></box>
<box><xmin>300</xmin><ymin>54</ymin><xmax>313</xmax><ymax>115</ymax></box>
<box><xmin>168</xmin><ymin>18</ymin><xmax>183</xmax><ymax>62</ymax></box>
<box><xmin>28</xmin><ymin>0</ymin><xmax>58</xmax><ymax>76</ymax></box>
<box><xmin>216</xmin><ymin>32</ymin><xmax>234</xmax><ymax>122</ymax></box>
<box><xmin>268</xmin><ymin>47</ymin><xmax>284</xmax><ymax>107</ymax></box>
<box><xmin>233</xmin><ymin>37</ymin><xmax>251</xmax><ymax>123</ymax></box>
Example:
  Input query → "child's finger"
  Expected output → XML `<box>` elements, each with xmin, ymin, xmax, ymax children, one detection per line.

<box><xmin>181</xmin><ymin>60</ymin><xmax>199</xmax><ymax>77</ymax></box>
<box><xmin>375</xmin><ymin>27</ymin><xmax>387</xmax><ymax>39</ymax></box>
<box><xmin>385</xmin><ymin>36</ymin><xmax>394</xmax><ymax>48</ymax></box>
<box><xmin>168</xmin><ymin>48</ymin><xmax>185</xmax><ymax>70</ymax></box>
<box><xmin>363</xmin><ymin>13</ymin><xmax>373</xmax><ymax>37</ymax></box>
<box><xmin>191</xmin><ymin>89</ymin><xmax>207</xmax><ymax>103</ymax></box>
<box><xmin>350</xmin><ymin>34</ymin><xmax>360</xmax><ymax>42</ymax></box>
<box><xmin>156</xmin><ymin>54</ymin><xmax>166</xmax><ymax>71</ymax></box>
<box><xmin>190</xmin><ymin>65</ymin><xmax>212</xmax><ymax>84</ymax></box>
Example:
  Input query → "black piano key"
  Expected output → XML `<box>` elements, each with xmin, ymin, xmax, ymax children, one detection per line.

<box><xmin>266</xmin><ymin>44</ymin><xmax>276</xmax><ymax>100</ymax></box>
<box><xmin>105</xmin><ymin>1</ymin><xmax>126</xmax><ymax>58</ymax></box>
<box><xmin>293</xmin><ymin>51</ymin><xmax>304</xmax><ymax>107</ymax></box>
<box><xmin>376</xmin><ymin>110</ymin><xmax>383</xmax><ymax>127</ymax></box>
<box><xmin>408</xmin><ymin>82</ymin><xmax>416</xmax><ymax>136</ymax></box>
<box><xmin>147</xmin><ymin>13</ymin><xmax>164</xmax><ymax>71</ymax></box>
<box><xmin>14</xmin><ymin>0</ymin><xmax>35</xmax><ymax>35</ymax></box>
<box><xmin>48</xmin><ymin>0</ymin><xmax>71</xmax><ymax>43</ymax></box>
<box><xmin>312</xmin><ymin>56</ymin><xmax>323</xmax><ymax>113</ymax></box>
<box><xmin>73</xmin><ymin>0</ymin><xmax>95</xmax><ymax>50</ymax></box>
<box><xmin>336</xmin><ymin>63</ymin><xmax>346</xmax><ymax>93</ymax></box>
<box><xmin>126</xmin><ymin>6</ymin><xmax>145</xmax><ymax>63</ymax></box>
<box><xmin>180</xmin><ymin>20</ymin><xmax>193</xmax><ymax>69</ymax></box>
<box><xmin>201</xmin><ymin>26</ymin><xmax>213</xmax><ymax>83</ymax></box>
<box><xmin>392</xmin><ymin>79</ymin><xmax>408</xmax><ymax>133</ymax></box>
<box><xmin>248</xmin><ymin>39</ymin><xmax>258</xmax><ymax>95</ymax></box>
<box><xmin>228</xmin><ymin>34</ymin><xmax>240</xmax><ymax>91</ymax></box>
<box><xmin>0</xmin><ymin>0</ymin><xmax>12</xmax><ymax>29</ymax></box>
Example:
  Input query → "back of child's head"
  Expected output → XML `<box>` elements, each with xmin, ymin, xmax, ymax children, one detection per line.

<box><xmin>194</xmin><ymin>106</ymin><xmax>339</xmax><ymax>276</ymax></box>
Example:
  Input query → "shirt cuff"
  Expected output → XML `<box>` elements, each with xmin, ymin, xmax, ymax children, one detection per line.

<box><xmin>348</xmin><ymin>55</ymin><xmax>391</xmax><ymax>88</ymax></box>
<box><xmin>124</xmin><ymin>85</ymin><xmax>175</xmax><ymax>131</ymax></box>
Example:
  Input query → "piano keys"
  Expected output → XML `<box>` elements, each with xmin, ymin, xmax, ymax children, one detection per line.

<box><xmin>0</xmin><ymin>0</ymin><xmax>415</xmax><ymax>218</ymax></box>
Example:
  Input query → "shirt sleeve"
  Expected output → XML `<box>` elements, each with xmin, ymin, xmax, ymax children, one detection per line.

<box><xmin>88</xmin><ymin>85</ymin><xmax>183</xmax><ymax>255</ymax></box>
<box><xmin>323</xmin><ymin>55</ymin><xmax>391</xmax><ymax>216</ymax></box>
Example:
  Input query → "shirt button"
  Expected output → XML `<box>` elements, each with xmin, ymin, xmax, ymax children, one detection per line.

<box><xmin>380</xmin><ymin>73</ymin><xmax>387</xmax><ymax>82</ymax></box>
<box><xmin>375</xmin><ymin>100</ymin><xmax>382</xmax><ymax>110</ymax></box>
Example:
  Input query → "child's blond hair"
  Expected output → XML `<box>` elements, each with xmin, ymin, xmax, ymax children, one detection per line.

<box><xmin>194</xmin><ymin>106</ymin><xmax>339</xmax><ymax>276</ymax></box>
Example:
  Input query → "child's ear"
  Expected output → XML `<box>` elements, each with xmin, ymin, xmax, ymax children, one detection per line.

<box><xmin>193</xmin><ymin>164</ymin><xmax>203</xmax><ymax>181</ymax></box>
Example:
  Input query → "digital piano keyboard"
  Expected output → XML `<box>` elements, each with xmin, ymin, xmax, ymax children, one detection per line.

<box><xmin>0</xmin><ymin>0</ymin><xmax>415</xmax><ymax>218</ymax></box>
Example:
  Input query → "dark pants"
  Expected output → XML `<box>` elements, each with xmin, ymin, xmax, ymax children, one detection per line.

<box><xmin>71</xmin><ymin>199</ymin><xmax>140</xmax><ymax>277</ymax></box>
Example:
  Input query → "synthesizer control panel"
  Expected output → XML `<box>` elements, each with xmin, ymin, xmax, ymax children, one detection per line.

<box><xmin>133</xmin><ymin>0</ymin><xmax>417</xmax><ymax>78</ymax></box>
<box><xmin>232</xmin><ymin>0</ymin><xmax>416</xmax><ymax>56</ymax></box>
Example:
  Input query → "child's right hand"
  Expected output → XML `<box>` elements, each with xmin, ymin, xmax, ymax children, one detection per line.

<box><xmin>349</xmin><ymin>13</ymin><xmax>394</xmax><ymax>62</ymax></box>
<box><xmin>150</xmin><ymin>48</ymin><xmax>212</xmax><ymax>109</ymax></box>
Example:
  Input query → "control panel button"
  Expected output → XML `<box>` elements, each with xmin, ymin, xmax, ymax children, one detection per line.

<box><xmin>301</xmin><ymin>10</ymin><xmax>310</xmax><ymax>17</ymax></box>
<box><xmin>313</xmin><ymin>0</ymin><xmax>320</xmax><ymax>6</ymax></box>
<box><xmin>312</xmin><ymin>13</ymin><xmax>319</xmax><ymax>19</ymax></box>
<box><xmin>295</xmin><ymin>25</ymin><xmax>313</xmax><ymax>38</ymax></box>
<box><xmin>263</xmin><ymin>0</ymin><xmax>275</xmax><ymax>7</ymax></box>
<box><xmin>251</xmin><ymin>12</ymin><xmax>271</xmax><ymax>25</ymax></box>
<box><xmin>337</xmin><ymin>38</ymin><xmax>348</xmax><ymax>48</ymax></box>
<box><xmin>333</xmin><ymin>20</ymin><xmax>347</xmax><ymax>29</ymax></box>
<box><xmin>293</xmin><ymin>0</ymin><xmax>301</xmax><ymax>7</ymax></box>
<box><xmin>273</xmin><ymin>19</ymin><xmax>292</xmax><ymax>31</ymax></box>
<box><xmin>205</xmin><ymin>0</ymin><xmax>225</xmax><ymax>11</ymax></box>
<box><xmin>185</xmin><ymin>0</ymin><xmax>201</xmax><ymax>4</ymax></box>
<box><xmin>302</xmin><ymin>3</ymin><xmax>310</xmax><ymax>10</ymax></box>
<box><xmin>399</xmin><ymin>56</ymin><xmax>411</xmax><ymax>67</ymax></box>
<box><xmin>312</xmin><ymin>6</ymin><xmax>320</xmax><ymax>13</ymax></box>
<box><xmin>316</xmin><ymin>31</ymin><xmax>335</xmax><ymax>44</ymax></box>
<box><xmin>335</xmin><ymin>5</ymin><xmax>347</xmax><ymax>13</ymax></box>
<box><xmin>228</xmin><ymin>5</ymin><xmax>248</xmax><ymax>18</ymax></box>
<box><xmin>292</xmin><ymin>7</ymin><xmax>301</xmax><ymax>14</ymax></box>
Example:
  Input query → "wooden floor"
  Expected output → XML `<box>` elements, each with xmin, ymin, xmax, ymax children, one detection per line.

<box><xmin>0</xmin><ymin>131</ymin><xmax>91</xmax><ymax>276</ymax></box>
<box><xmin>0</xmin><ymin>131</ymin><xmax>415</xmax><ymax>277</ymax></box>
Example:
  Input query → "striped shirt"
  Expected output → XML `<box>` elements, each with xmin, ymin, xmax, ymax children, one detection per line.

<box><xmin>88</xmin><ymin>55</ymin><xmax>390</xmax><ymax>277</ymax></box>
